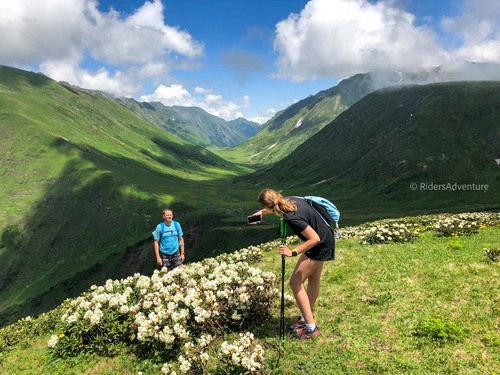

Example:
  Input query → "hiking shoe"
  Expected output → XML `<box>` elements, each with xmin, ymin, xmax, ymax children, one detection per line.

<box><xmin>290</xmin><ymin>326</ymin><xmax>321</xmax><ymax>340</ymax></box>
<box><xmin>286</xmin><ymin>317</ymin><xmax>306</xmax><ymax>332</ymax></box>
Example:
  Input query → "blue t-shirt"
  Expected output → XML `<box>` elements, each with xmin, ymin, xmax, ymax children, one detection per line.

<box><xmin>153</xmin><ymin>221</ymin><xmax>183</xmax><ymax>255</ymax></box>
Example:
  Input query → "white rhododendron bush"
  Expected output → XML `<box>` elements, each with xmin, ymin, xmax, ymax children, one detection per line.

<box><xmin>341</xmin><ymin>212</ymin><xmax>500</xmax><ymax>244</ymax></box>
<box><xmin>48</xmin><ymin>246</ymin><xmax>276</xmax><ymax>373</ymax></box>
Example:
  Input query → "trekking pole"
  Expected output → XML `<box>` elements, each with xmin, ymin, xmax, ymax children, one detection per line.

<box><xmin>279</xmin><ymin>217</ymin><xmax>287</xmax><ymax>346</ymax></box>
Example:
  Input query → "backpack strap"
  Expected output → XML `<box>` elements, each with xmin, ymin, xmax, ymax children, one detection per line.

<box><xmin>293</xmin><ymin>196</ymin><xmax>332</xmax><ymax>229</ymax></box>
<box><xmin>308</xmin><ymin>200</ymin><xmax>332</xmax><ymax>229</ymax></box>
<box><xmin>159</xmin><ymin>221</ymin><xmax>181</xmax><ymax>242</ymax></box>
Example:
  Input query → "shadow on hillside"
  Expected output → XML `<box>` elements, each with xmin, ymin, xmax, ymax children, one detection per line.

<box><xmin>0</xmin><ymin>136</ymin><xmax>259</xmax><ymax>326</ymax></box>
<box><xmin>150</xmin><ymin>137</ymin><xmax>237</xmax><ymax>172</ymax></box>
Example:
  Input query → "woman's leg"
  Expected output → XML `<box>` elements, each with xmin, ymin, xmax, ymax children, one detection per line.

<box><xmin>289</xmin><ymin>254</ymin><xmax>324</xmax><ymax>324</ymax></box>
<box><xmin>306</xmin><ymin>260</ymin><xmax>324</xmax><ymax>311</ymax></box>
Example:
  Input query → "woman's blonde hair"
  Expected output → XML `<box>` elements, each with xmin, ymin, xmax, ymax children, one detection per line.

<box><xmin>258</xmin><ymin>188</ymin><xmax>296</xmax><ymax>215</ymax></box>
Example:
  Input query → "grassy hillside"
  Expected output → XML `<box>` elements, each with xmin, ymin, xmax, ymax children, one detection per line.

<box><xmin>0</xmin><ymin>65</ymin><xmax>252</xmax><ymax>326</ymax></box>
<box><xmin>215</xmin><ymin>72</ymin><xmax>410</xmax><ymax>166</ymax></box>
<box><xmin>1</xmin><ymin>212</ymin><xmax>498</xmax><ymax>374</ymax></box>
<box><xmin>235</xmin><ymin>81</ymin><xmax>500</xmax><ymax>215</ymax></box>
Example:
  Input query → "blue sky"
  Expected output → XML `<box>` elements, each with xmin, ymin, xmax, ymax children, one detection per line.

<box><xmin>1</xmin><ymin>0</ymin><xmax>500</xmax><ymax>123</ymax></box>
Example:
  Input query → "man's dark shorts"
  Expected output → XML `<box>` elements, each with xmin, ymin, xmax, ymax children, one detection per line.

<box><xmin>160</xmin><ymin>250</ymin><xmax>182</xmax><ymax>271</ymax></box>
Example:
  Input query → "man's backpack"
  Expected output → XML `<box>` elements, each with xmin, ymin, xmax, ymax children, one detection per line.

<box><xmin>303</xmin><ymin>196</ymin><xmax>341</xmax><ymax>237</ymax></box>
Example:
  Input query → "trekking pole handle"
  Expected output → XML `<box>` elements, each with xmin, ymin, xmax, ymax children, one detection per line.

<box><xmin>280</xmin><ymin>218</ymin><xmax>287</xmax><ymax>244</ymax></box>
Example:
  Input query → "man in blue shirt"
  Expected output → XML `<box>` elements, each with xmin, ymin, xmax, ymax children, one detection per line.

<box><xmin>153</xmin><ymin>208</ymin><xmax>185</xmax><ymax>270</ymax></box>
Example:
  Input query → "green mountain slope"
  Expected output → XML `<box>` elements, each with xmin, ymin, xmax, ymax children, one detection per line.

<box><xmin>118</xmin><ymin>98</ymin><xmax>260</xmax><ymax>148</ymax></box>
<box><xmin>170</xmin><ymin>105</ymin><xmax>256</xmax><ymax>147</ymax></box>
<box><xmin>0</xmin><ymin>65</ymin><xmax>249</xmax><ymax>326</ymax></box>
<box><xmin>115</xmin><ymin>98</ymin><xmax>209</xmax><ymax>147</ymax></box>
<box><xmin>217</xmin><ymin>72</ymin><xmax>395</xmax><ymax>166</ymax></box>
<box><xmin>235</xmin><ymin>81</ymin><xmax>500</xmax><ymax>214</ymax></box>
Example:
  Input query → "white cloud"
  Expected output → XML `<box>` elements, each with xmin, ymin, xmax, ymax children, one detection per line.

<box><xmin>39</xmin><ymin>56</ymin><xmax>144</xmax><ymax>97</ymax></box>
<box><xmin>0</xmin><ymin>0</ymin><xmax>88</xmax><ymax>64</ymax></box>
<box><xmin>273</xmin><ymin>0</ymin><xmax>500</xmax><ymax>81</ymax></box>
<box><xmin>247</xmin><ymin>107</ymin><xmax>277</xmax><ymax>125</ymax></box>
<box><xmin>194</xmin><ymin>86</ymin><xmax>212</xmax><ymax>94</ymax></box>
<box><xmin>249</xmin><ymin>116</ymin><xmax>271</xmax><ymax>125</ymax></box>
<box><xmin>0</xmin><ymin>0</ymin><xmax>203</xmax><ymax>96</ymax></box>
<box><xmin>87</xmin><ymin>0</ymin><xmax>203</xmax><ymax>65</ymax></box>
<box><xmin>441</xmin><ymin>0</ymin><xmax>500</xmax><ymax>62</ymax></box>
<box><xmin>140</xmin><ymin>84</ymin><xmax>245</xmax><ymax>121</ymax></box>
<box><xmin>140</xmin><ymin>84</ymin><xmax>192</xmax><ymax>106</ymax></box>
<box><xmin>221</xmin><ymin>50</ymin><xmax>267</xmax><ymax>83</ymax></box>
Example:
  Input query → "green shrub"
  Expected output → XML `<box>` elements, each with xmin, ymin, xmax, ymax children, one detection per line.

<box><xmin>413</xmin><ymin>316</ymin><xmax>467</xmax><ymax>344</ymax></box>
<box><xmin>0</xmin><ymin>309</ymin><xmax>62</xmax><ymax>353</ymax></box>
<box><xmin>448</xmin><ymin>238</ymin><xmax>465</xmax><ymax>250</ymax></box>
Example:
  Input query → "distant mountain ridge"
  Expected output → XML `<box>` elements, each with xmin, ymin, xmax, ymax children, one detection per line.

<box><xmin>116</xmin><ymin>98</ymin><xmax>260</xmax><ymax>148</ymax></box>
<box><xmin>223</xmin><ymin>63</ymin><xmax>500</xmax><ymax>167</ymax></box>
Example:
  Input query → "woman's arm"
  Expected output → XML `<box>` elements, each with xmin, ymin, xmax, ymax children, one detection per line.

<box><xmin>279</xmin><ymin>225</ymin><xmax>320</xmax><ymax>257</ymax></box>
<box><xmin>248</xmin><ymin>208</ymin><xmax>271</xmax><ymax>224</ymax></box>
<box><xmin>256</xmin><ymin>208</ymin><xmax>272</xmax><ymax>216</ymax></box>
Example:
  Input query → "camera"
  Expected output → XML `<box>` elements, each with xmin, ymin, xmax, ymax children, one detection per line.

<box><xmin>247</xmin><ymin>214</ymin><xmax>261</xmax><ymax>224</ymax></box>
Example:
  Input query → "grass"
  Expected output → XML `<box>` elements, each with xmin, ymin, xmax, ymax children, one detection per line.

<box><xmin>1</xmin><ymin>213</ymin><xmax>498</xmax><ymax>374</ymax></box>
<box><xmin>256</xmin><ymin>223</ymin><xmax>499</xmax><ymax>374</ymax></box>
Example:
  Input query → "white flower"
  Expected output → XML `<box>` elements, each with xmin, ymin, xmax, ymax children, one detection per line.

<box><xmin>161</xmin><ymin>363</ymin><xmax>175</xmax><ymax>374</ymax></box>
<box><xmin>47</xmin><ymin>335</ymin><xmax>59</xmax><ymax>348</ymax></box>
<box><xmin>104</xmin><ymin>279</ymin><xmax>114</xmax><ymax>292</ymax></box>
<box><xmin>67</xmin><ymin>313</ymin><xmax>79</xmax><ymax>324</ymax></box>
<box><xmin>84</xmin><ymin>310</ymin><xmax>93</xmax><ymax>321</ymax></box>
<box><xmin>178</xmin><ymin>355</ymin><xmax>191</xmax><ymax>373</ymax></box>
<box><xmin>200</xmin><ymin>351</ymin><xmax>209</xmax><ymax>363</ymax></box>
<box><xmin>231</xmin><ymin>311</ymin><xmax>242</xmax><ymax>320</ymax></box>
<box><xmin>90</xmin><ymin>310</ymin><xmax>103</xmax><ymax>325</ymax></box>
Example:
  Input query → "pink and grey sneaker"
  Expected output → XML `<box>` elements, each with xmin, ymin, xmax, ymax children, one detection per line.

<box><xmin>290</xmin><ymin>326</ymin><xmax>321</xmax><ymax>340</ymax></box>
<box><xmin>286</xmin><ymin>317</ymin><xmax>306</xmax><ymax>332</ymax></box>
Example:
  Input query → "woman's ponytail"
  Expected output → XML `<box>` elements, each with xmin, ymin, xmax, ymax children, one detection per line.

<box><xmin>258</xmin><ymin>188</ymin><xmax>296</xmax><ymax>215</ymax></box>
